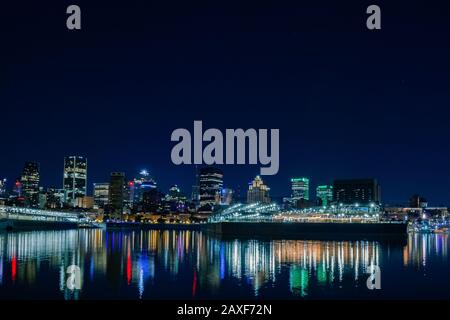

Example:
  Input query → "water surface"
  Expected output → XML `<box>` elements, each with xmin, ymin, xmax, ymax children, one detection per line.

<box><xmin>0</xmin><ymin>229</ymin><xmax>448</xmax><ymax>299</ymax></box>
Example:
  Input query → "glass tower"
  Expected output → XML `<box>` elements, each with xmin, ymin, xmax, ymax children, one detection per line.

<box><xmin>63</xmin><ymin>156</ymin><xmax>87</xmax><ymax>206</ymax></box>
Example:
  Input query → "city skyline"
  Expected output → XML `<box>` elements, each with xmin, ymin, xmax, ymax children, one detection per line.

<box><xmin>0</xmin><ymin>155</ymin><xmax>439</xmax><ymax>207</ymax></box>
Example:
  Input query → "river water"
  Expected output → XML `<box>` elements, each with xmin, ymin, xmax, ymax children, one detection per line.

<box><xmin>0</xmin><ymin>229</ymin><xmax>448</xmax><ymax>299</ymax></box>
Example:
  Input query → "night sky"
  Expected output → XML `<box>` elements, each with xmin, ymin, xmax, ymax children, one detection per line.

<box><xmin>1</xmin><ymin>0</ymin><xmax>450</xmax><ymax>205</ymax></box>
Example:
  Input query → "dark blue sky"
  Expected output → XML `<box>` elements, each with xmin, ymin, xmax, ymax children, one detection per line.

<box><xmin>1</xmin><ymin>0</ymin><xmax>450</xmax><ymax>205</ymax></box>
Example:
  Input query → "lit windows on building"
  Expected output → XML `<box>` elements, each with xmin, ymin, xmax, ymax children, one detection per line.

<box><xmin>199</xmin><ymin>167</ymin><xmax>223</xmax><ymax>212</ymax></box>
<box><xmin>21</xmin><ymin>161</ymin><xmax>40</xmax><ymax>207</ymax></box>
<box><xmin>221</xmin><ymin>188</ymin><xmax>234</xmax><ymax>205</ymax></box>
<box><xmin>247</xmin><ymin>175</ymin><xmax>271</xmax><ymax>204</ymax></box>
<box><xmin>316</xmin><ymin>185</ymin><xmax>333</xmax><ymax>206</ymax></box>
<box><xmin>63</xmin><ymin>156</ymin><xmax>87</xmax><ymax>206</ymax></box>
<box><xmin>93</xmin><ymin>183</ymin><xmax>110</xmax><ymax>209</ymax></box>
<box><xmin>291</xmin><ymin>177</ymin><xmax>309</xmax><ymax>201</ymax></box>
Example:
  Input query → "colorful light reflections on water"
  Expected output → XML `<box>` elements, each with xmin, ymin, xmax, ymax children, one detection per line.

<box><xmin>0</xmin><ymin>230</ymin><xmax>449</xmax><ymax>299</ymax></box>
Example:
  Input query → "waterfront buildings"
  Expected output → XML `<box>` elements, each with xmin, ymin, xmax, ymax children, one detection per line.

<box><xmin>247</xmin><ymin>175</ymin><xmax>271</xmax><ymax>204</ymax></box>
<box><xmin>21</xmin><ymin>161</ymin><xmax>40</xmax><ymax>207</ymax></box>
<box><xmin>93</xmin><ymin>183</ymin><xmax>109</xmax><ymax>209</ymax></box>
<box><xmin>316</xmin><ymin>185</ymin><xmax>333</xmax><ymax>206</ymax></box>
<box><xmin>63</xmin><ymin>156</ymin><xmax>87</xmax><ymax>207</ymax></box>
<box><xmin>198</xmin><ymin>167</ymin><xmax>223</xmax><ymax>212</ymax></box>
<box><xmin>333</xmin><ymin>178</ymin><xmax>381</xmax><ymax>205</ymax></box>
<box><xmin>291</xmin><ymin>177</ymin><xmax>309</xmax><ymax>201</ymax></box>
<box><xmin>109</xmin><ymin>172</ymin><xmax>125</xmax><ymax>218</ymax></box>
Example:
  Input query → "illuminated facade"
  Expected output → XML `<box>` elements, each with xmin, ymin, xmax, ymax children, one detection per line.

<box><xmin>63</xmin><ymin>156</ymin><xmax>87</xmax><ymax>207</ymax></box>
<box><xmin>130</xmin><ymin>170</ymin><xmax>157</xmax><ymax>208</ymax></box>
<box><xmin>221</xmin><ymin>188</ymin><xmax>234</xmax><ymax>205</ymax></box>
<box><xmin>93</xmin><ymin>183</ymin><xmax>109</xmax><ymax>209</ymax></box>
<box><xmin>316</xmin><ymin>185</ymin><xmax>333</xmax><ymax>206</ymax></box>
<box><xmin>291</xmin><ymin>177</ymin><xmax>309</xmax><ymax>201</ymax></box>
<box><xmin>199</xmin><ymin>167</ymin><xmax>223</xmax><ymax>211</ymax></box>
<box><xmin>247</xmin><ymin>175</ymin><xmax>271</xmax><ymax>204</ymax></box>
<box><xmin>21</xmin><ymin>161</ymin><xmax>40</xmax><ymax>207</ymax></box>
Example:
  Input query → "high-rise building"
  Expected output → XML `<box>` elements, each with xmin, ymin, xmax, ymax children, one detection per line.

<box><xmin>316</xmin><ymin>185</ymin><xmax>333</xmax><ymax>206</ymax></box>
<box><xmin>93</xmin><ymin>183</ymin><xmax>110</xmax><ymax>209</ymax></box>
<box><xmin>63</xmin><ymin>156</ymin><xmax>87</xmax><ymax>206</ymax></box>
<box><xmin>291</xmin><ymin>177</ymin><xmax>309</xmax><ymax>201</ymax></box>
<box><xmin>199</xmin><ymin>167</ymin><xmax>223</xmax><ymax>211</ymax></box>
<box><xmin>131</xmin><ymin>170</ymin><xmax>157</xmax><ymax>207</ymax></box>
<box><xmin>333</xmin><ymin>178</ymin><xmax>381</xmax><ymax>205</ymax></box>
<box><xmin>109</xmin><ymin>172</ymin><xmax>125</xmax><ymax>218</ymax></box>
<box><xmin>21</xmin><ymin>161</ymin><xmax>40</xmax><ymax>207</ymax></box>
<box><xmin>221</xmin><ymin>188</ymin><xmax>234</xmax><ymax>205</ymax></box>
<box><xmin>247</xmin><ymin>175</ymin><xmax>271</xmax><ymax>204</ymax></box>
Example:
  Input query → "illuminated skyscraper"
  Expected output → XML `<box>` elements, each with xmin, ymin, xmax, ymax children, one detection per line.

<box><xmin>199</xmin><ymin>167</ymin><xmax>223</xmax><ymax>211</ymax></box>
<box><xmin>21</xmin><ymin>161</ymin><xmax>40</xmax><ymax>207</ymax></box>
<box><xmin>247</xmin><ymin>175</ymin><xmax>271</xmax><ymax>204</ymax></box>
<box><xmin>63</xmin><ymin>156</ymin><xmax>87</xmax><ymax>206</ymax></box>
<box><xmin>93</xmin><ymin>183</ymin><xmax>110</xmax><ymax>209</ymax></box>
<box><xmin>291</xmin><ymin>177</ymin><xmax>309</xmax><ymax>201</ymax></box>
<box><xmin>221</xmin><ymin>188</ymin><xmax>234</xmax><ymax>205</ymax></box>
<box><xmin>316</xmin><ymin>185</ymin><xmax>333</xmax><ymax>206</ymax></box>
<box><xmin>127</xmin><ymin>170</ymin><xmax>157</xmax><ymax>210</ymax></box>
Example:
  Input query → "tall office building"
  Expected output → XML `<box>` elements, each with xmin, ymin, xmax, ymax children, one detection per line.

<box><xmin>291</xmin><ymin>177</ymin><xmax>309</xmax><ymax>201</ymax></box>
<box><xmin>93</xmin><ymin>182</ymin><xmax>110</xmax><ymax>209</ymax></box>
<box><xmin>221</xmin><ymin>188</ymin><xmax>234</xmax><ymax>205</ymax></box>
<box><xmin>130</xmin><ymin>170</ymin><xmax>157</xmax><ymax>207</ymax></box>
<box><xmin>109</xmin><ymin>172</ymin><xmax>125</xmax><ymax>218</ymax></box>
<box><xmin>63</xmin><ymin>156</ymin><xmax>87</xmax><ymax>206</ymax></box>
<box><xmin>247</xmin><ymin>175</ymin><xmax>271</xmax><ymax>204</ymax></box>
<box><xmin>333</xmin><ymin>178</ymin><xmax>381</xmax><ymax>205</ymax></box>
<box><xmin>199</xmin><ymin>166</ymin><xmax>223</xmax><ymax>210</ymax></box>
<box><xmin>21</xmin><ymin>161</ymin><xmax>40</xmax><ymax>207</ymax></box>
<box><xmin>316</xmin><ymin>185</ymin><xmax>333</xmax><ymax>206</ymax></box>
